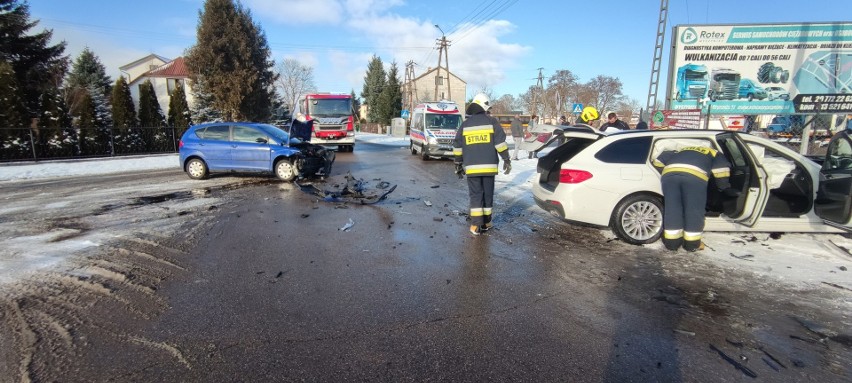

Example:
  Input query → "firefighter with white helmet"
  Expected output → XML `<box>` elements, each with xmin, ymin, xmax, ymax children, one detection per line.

<box><xmin>453</xmin><ymin>93</ymin><xmax>512</xmax><ymax>235</ymax></box>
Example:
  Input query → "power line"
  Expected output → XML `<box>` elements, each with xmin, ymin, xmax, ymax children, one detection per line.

<box><xmin>451</xmin><ymin>0</ymin><xmax>519</xmax><ymax>44</ymax></box>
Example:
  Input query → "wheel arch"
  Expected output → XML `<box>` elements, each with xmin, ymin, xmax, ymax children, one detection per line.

<box><xmin>183</xmin><ymin>155</ymin><xmax>205</xmax><ymax>172</ymax></box>
<box><xmin>608</xmin><ymin>190</ymin><xmax>665</xmax><ymax>245</ymax></box>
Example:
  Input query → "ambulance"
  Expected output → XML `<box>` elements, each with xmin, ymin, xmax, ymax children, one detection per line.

<box><xmin>408</xmin><ymin>100</ymin><xmax>463</xmax><ymax>160</ymax></box>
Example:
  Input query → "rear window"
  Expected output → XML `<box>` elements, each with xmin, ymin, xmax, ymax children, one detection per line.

<box><xmin>538</xmin><ymin>137</ymin><xmax>596</xmax><ymax>188</ymax></box>
<box><xmin>594</xmin><ymin>136</ymin><xmax>652</xmax><ymax>164</ymax></box>
<box><xmin>197</xmin><ymin>125</ymin><xmax>230</xmax><ymax>141</ymax></box>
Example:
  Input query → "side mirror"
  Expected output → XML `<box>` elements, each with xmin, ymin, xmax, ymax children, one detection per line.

<box><xmin>256</xmin><ymin>137</ymin><xmax>268</xmax><ymax>144</ymax></box>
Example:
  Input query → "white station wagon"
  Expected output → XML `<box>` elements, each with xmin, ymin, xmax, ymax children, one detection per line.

<box><xmin>528</xmin><ymin>126</ymin><xmax>852</xmax><ymax>245</ymax></box>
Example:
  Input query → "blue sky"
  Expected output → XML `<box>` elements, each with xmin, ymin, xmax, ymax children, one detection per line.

<box><xmin>29</xmin><ymin>0</ymin><xmax>847</xmax><ymax>106</ymax></box>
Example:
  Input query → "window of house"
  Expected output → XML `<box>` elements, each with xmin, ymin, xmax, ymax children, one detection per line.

<box><xmin>167</xmin><ymin>78</ymin><xmax>183</xmax><ymax>94</ymax></box>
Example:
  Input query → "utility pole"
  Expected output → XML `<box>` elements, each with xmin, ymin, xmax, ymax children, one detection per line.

<box><xmin>434</xmin><ymin>24</ymin><xmax>450</xmax><ymax>102</ymax></box>
<box><xmin>531</xmin><ymin>67</ymin><xmax>544</xmax><ymax>119</ymax></box>
<box><xmin>403</xmin><ymin>60</ymin><xmax>417</xmax><ymax>114</ymax></box>
<box><xmin>645</xmin><ymin>0</ymin><xmax>669</xmax><ymax>121</ymax></box>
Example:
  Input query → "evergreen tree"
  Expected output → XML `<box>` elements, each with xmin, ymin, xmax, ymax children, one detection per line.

<box><xmin>377</xmin><ymin>62</ymin><xmax>402</xmax><ymax>125</ymax></box>
<box><xmin>360</xmin><ymin>55</ymin><xmax>385</xmax><ymax>123</ymax></box>
<box><xmin>111</xmin><ymin>76</ymin><xmax>141</xmax><ymax>153</ymax></box>
<box><xmin>0</xmin><ymin>60</ymin><xmax>30</xmax><ymax>159</ymax></box>
<box><xmin>138</xmin><ymin>80</ymin><xmax>165</xmax><ymax>127</ymax></box>
<box><xmin>168</xmin><ymin>81</ymin><xmax>192</xmax><ymax>134</ymax></box>
<box><xmin>37</xmin><ymin>86</ymin><xmax>74</xmax><ymax>157</ymax></box>
<box><xmin>66</xmin><ymin>47</ymin><xmax>111</xmax><ymax>118</ymax></box>
<box><xmin>185</xmin><ymin>0</ymin><xmax>278</xmax><ymax>121</ymax></box>
<box><xmin>138</xmin><ymin>79</ymin><xmax>168</xmax><ymax>151</ymax></box>
<box><xmin>111</xmin><ymin>76</ymin><xmax>136</xmax><ymax>129</ymax></box>
<box><xmin>350</xmin><ymin>89</ymin><xmax>362</xmax><ymax>123</ymax></box>
<box><xmin>77</xmin><ymin>85</ymin><xmax>112</xmax><ymax>155</ymax></box>
<box><xmin>189</xmin><ymin>84</ymin><xmax>221</xmax><ymax>123</ymax></box>
<box><xmin>0</xmin><ymin>0</ymin><xmax>68</xmax><ymax>118</ymax></box>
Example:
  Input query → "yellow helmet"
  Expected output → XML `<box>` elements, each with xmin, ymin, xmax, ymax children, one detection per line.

<box><xmin>580</xmin><ymin>106</ymin><xmax>599</xmax><ymax>123</ymax></box>
<box><xmin>471</xmin><ymin>93</ymin><xmax>492</xmax><ymax>112</ymax></box>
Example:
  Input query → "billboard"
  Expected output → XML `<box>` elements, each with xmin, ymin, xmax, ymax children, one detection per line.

<box><xmin>666</xmin><ymin>23</ymin><xmax>852</xmax><ymax>115</ymax></box>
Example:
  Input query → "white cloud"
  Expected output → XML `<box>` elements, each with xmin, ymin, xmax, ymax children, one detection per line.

<box><xmin>447</xmin><ymin>20</ymin><xmax>530</xmax><ymax>92</ymax></box>
<box><xmin>277</xmin><ymin>52</ymin><xmax>319</xmax><ymax>70</ymax></box>
<box><xmin>245</xmin><ymin>0</ymin><xmax>343</xmax><ymax>24</ymax></box>
<box><xmin>343</xmin><ymin>0</ymin><xmax>404</xmax><ymax>16</ymax></box>
<box><xmin>327</xmin><ymin>50</ymin><xmax>374</xmax><ymax>92</ymax></box>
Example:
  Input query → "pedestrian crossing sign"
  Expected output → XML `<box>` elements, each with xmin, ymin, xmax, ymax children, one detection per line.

<box><xmin>572</xmin><ymin>103</ymin><xmax>583</xmax><ymax>115</ymax></box>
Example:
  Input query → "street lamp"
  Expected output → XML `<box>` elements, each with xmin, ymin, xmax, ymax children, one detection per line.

<box><xmin>434</xmin><ymin>24</ymin><xmax>445</xmax><ymax>36</ymax></box>
<box><xmin>433</xmin><ymin>24</ymin><xmax>450</xmax><ymax>101</ymax></box>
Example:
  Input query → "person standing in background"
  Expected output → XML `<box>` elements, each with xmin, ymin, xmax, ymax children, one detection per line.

<box><xmin>510</xmin><ymin>113</ymin><xmax>523</xmax><ymax>160</ymax></box>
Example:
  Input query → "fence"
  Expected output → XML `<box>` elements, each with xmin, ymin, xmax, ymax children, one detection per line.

<box><xmin>0</xmin><ymin>126</ymin><xmax>185</xmax><ymax>162</ymax></box>
<box><xmin>742</xmin><ymin>113</ymin><xmax>845</xmax><ymax>159</ymax></box>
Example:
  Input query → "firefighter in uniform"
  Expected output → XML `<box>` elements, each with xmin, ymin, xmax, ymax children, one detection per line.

<box><xmin>453</xmin><ymin>93</ymin><xmax>511</xmax><ymax>235</ymax></box>
<box><xmin>653</xmin><ymin>146</ymin><xmax>732</xmax><ymax>251</ymax></box>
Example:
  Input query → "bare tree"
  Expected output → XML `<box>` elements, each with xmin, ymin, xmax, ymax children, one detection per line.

<box><xmin>275</xmin><ymin>58</ymin><xmax>316</xmax><ymax>112</ymax></box>
<box><xmin>585</xmin><ymin>75</ymin><xmax>624</xmax><ymax>115</ymax></box>
<box><xmin>547</xmin><ymin>69</ymin><xmax>579</xmax><ymax>118</ymax></box>
<box><xmin>491</xmin><ymin>94</ymin><xmax>518</xmax><ymax>114</ymax></box>
<box><xmin>615</xmin><ymin>97</ymin><xmax>642</xmax><ymax>123</ymax></box>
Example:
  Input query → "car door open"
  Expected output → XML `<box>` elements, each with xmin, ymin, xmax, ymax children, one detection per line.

<box><xmin>815</xmin><ymin>131</ymin><xmax>852</xmax><ymax>227</ymax></box>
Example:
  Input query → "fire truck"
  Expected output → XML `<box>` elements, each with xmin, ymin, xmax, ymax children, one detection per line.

<box><xmin>294</xmin><ymin>93</ymin><xmax>356</xmax><ymax>152</ymax></box>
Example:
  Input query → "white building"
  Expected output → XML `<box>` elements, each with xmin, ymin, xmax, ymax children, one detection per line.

<box><xmin>120</xmin><ymin>54</ymin><xmax>194</xmax><ymax>120</ymax></box>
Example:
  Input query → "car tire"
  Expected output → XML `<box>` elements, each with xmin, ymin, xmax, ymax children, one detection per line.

<box><xmin>275</xmin><ymin>158</ymin><xmax>297</xmax><ymax>182</ymax></box>
<box><xmin>185</xmin><ymin>158</ymin><xmax>208</xmax><ymax>180</ymax></box>
<box><xmin>747</xmin><ymin>93</ymin><xmax>754</xmax><ymax>101</ymax></box>
<box><xmin>421</xmin><ymin>146</ymin><xmax>430</xmax><ymax>161</ymax></box>
<box><xmin>410</xmin><ymin>142</ymin><xmax>417</xmax><ymax>155</ymax></box>
<box><xmin>610</xmin><ymin>194</ymin><xmax>663</xmax><ymax>245</ymax></box>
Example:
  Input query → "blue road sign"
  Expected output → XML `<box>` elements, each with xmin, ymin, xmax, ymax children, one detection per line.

<box><xmin>401</xmin><ymin>109</ymin><xmax>410</xmax><ymax>119</ymax></box>
<box><xmin>572</xmin><ymin>103</ymin><xmax>583</xmax><ymax>115</ymax></box>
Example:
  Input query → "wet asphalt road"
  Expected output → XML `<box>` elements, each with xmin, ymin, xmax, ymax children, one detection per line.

<box><xmin>7</xmin><ymin>142</ymin><xmax>847</xmax><ymax>381</ymax></box>
<box><xmin>129</xmin><ymin>143</ymin><xmax>761</xmax><ymax>382</ymax></box>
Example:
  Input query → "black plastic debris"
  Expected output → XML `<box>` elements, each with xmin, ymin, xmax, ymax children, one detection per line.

<box><xmin>730</xmin><ymin>253</ymin><xmax>754</xmax><ymax>261</ymax></box>
<box><xmin>709</xmin><ymin>344</ymin><xmax>757</xmax><ymax>378</ymax></box>
<box><xmin>297</xmin><ymin>171</ymin><xmax>397</xmax><ymax>205</ymax></box>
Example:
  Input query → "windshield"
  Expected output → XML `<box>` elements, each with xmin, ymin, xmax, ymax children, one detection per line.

<box><xmin>256</xmin><ymin>124</ymin><xmax>285</xmax><ymax>141</ymax></box>
<box><xmin>425</xmin><ymin>113</ymin><xmax>462</xmax><ymax>129</ymax></box>
<box><xmin>714</xmin><ymin>73</ymin><xmax>738</xmax><ymax>81</ymax></box>
<box><xmin>307</xmin><ymin>98</ymin><xmax>352</xmax><ymax>117</ymax></box>
<box><xmin>685</xmin><ymin>70</ymin><xmax>706</xmax><ymax>80</ymax></box>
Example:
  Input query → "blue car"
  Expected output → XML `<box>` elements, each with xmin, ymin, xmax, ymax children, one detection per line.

<box><xmin>179</xmin><ymin>122</ymin><xmax>334</xmax><ymax>181</ymax></box>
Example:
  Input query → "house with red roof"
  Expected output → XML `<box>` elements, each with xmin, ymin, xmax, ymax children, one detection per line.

<box><xmin>120</xmin><ymin>54</ymin><xmax>195</xmax><ymax>120</ymax></box>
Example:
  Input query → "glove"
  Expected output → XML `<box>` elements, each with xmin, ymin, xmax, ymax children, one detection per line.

<box><xmin>454</xmin><ymin>162</ymin><xmax>465</xmax><ymax>179</ymax></box>
<box><xmin>503</xmin><ymin>159</ymin><xmax>512</xmax><ymax>175</ymax></box>
<box><xmin>722</xmin><ymin>188</ymin><xmax>741</xmax><ymax>197</ymax></box>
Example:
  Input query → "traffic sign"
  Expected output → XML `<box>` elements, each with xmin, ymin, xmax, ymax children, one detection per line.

<box><xmin>572</xmin><ymin>103</ymin><xmax>583</xmax><ymax>115</ymax></box>
<box><xmin>401</xmin><ymin>109</ymin><xmax>410</xmax><ymax>119</ymax></box>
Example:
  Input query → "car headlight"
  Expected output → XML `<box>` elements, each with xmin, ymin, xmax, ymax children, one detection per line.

<box><xmin>428</xmin><ymin>137</ymin><xmax>438</xmax><ymax>145</ymax></box>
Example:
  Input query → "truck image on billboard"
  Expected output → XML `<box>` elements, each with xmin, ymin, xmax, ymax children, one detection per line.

<box><xmin>666</xmin><ymin>22</ymin><xmax>852</xmax><ymax>115</ymax></box>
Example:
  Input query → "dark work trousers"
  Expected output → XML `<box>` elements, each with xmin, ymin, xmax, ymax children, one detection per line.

<box><xmin>661</xmin><ymin>173</ymin><xmax>708</xmax><ymax>251</ymax></box>
<box><xmin>467</xmin><ymin>175</ymin><xmax>495</xmax><ymax>226</ymax></box>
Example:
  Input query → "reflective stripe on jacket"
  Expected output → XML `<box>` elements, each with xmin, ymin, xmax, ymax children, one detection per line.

<box><xmin>653</xmin><ymin>146</ymin><xmax>731</xmax><ymax>188</ymax></box>
<box><xmin>453</xmin><ymin>112</ymin><xmax>509</xmax><ymax>176</ymax></box>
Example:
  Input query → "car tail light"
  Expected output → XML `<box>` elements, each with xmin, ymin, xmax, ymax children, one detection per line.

<box><xmin>346</xmin><ymin>116</ymin><xmax>354</xmax><ymax>131</ymax></box>
<box><xmin>179</xmin><ymin>140</ymin><xmax>184</xmax><ymax>148</ymax></box>
<box><xmin>559</xmin><ymin>169</ymin><xmax>593</xmax><ymax>184</ymax></box>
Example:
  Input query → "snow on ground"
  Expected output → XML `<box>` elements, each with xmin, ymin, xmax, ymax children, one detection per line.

<box><xmin>0</xmin><ymin>132</ymin><xmax>850</xmax><ymax>291</ymax></box>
